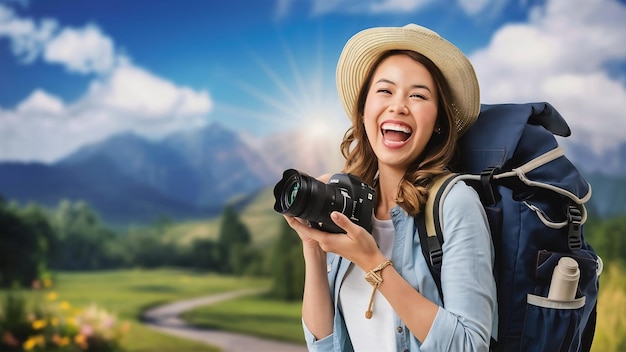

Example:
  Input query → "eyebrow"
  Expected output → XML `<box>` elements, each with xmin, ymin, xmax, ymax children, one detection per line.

<box><xmin>375</xmin><ymin>78</ymin><xmax>432</xmax><ymax>92</ymax></box>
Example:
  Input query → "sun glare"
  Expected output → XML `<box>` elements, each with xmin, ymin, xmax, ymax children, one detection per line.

<box><xmin>219</xmin><ymin>38</ymin><xmax>349</xmax><ymax>174</ymax></box>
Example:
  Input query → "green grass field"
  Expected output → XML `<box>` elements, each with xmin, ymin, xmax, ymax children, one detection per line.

<box><xmin>182</xmin><ymin>294</ymin><xmax>304</xmax><ymax>344</ymax></box>
<box><xmin>1</xmin><ymin>269</ymin><xmax>270</xmax><ymax>352</ymax></box>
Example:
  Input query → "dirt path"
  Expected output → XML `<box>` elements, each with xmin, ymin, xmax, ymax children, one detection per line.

<box><xmin>141</xmin><ymin>288</ymin><xmax>308</xmax><ymax>352</ymax></box>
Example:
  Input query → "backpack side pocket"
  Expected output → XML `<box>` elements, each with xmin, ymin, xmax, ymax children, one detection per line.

<box><xmin>521</xmin><ymin>250</ymin><xmax>599</xmax><ymax>352</ymax></box>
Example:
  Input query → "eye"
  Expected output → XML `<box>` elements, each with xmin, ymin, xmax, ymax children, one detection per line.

<box><xmin>377</xmin><ymin>88</ymin><xmax>392</xmax><ymax>94</ymax></box>
<box><xmin>410</xmin><ymin>93</ymin><xmax>426</xmax><ymax>99</ymax></box>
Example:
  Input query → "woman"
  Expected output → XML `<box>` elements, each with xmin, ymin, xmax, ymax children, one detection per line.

<box><xmin>284</xmin><ymin>24</ymin><xmax>497</xmax><ymax>352</ymax></box>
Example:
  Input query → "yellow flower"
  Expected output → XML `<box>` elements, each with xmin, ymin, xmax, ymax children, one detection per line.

<box><xmin>60</xmin><ymin>301</ymin><xmax>71</xmax><ymax>310</ymax></box>
<box><xmin>22</xmin><ymin>335</ymin><xmax>45</xmax><ymax>350</ymax></box>
<box><xmin>52</xmin><ymin>334</ymin><xmax>70</xmax><ymax>347</ymax></box>
<box><xmin>46</xmin><ymin>291</ymin><xmax>57</xmax><ymax>301</ymax></box>
<box><xmin>23</xmin><ymin>337</ymin><xmax>37</xmax><ymax>350</ymax></box>
<box><xmin>66</xmin><ymin>317</ymin><xmax>77</xmax><ymax>327</ymax></box>
<box><xmin>32</xmin><ymin>319</ymin><xmax>47</xmax><ymax>330</ymax></box>
<box><xmin>74</xmin><ymin>333</ymin><xmax>88</xmax><ymax>349</ymax></box>
<box><xmin>51</xmin><ymin>317</ymin><xmax>59</xmax><ymax>326</ymax></box>
<box><xmin>43</xmin><ymin>278</ymin><xmax>53</xmax><ymax>288</ymax></box>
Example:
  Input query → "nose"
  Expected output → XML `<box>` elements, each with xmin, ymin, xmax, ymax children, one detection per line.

<box><xmin>388</xmin><ymin>97</ymin><xmax>408</xmax><ymax>115</ymax></box>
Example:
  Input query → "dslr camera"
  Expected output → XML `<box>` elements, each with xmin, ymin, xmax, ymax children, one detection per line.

<box><xmin>272</xmin><ymin>169</ymin><xmax>376</xmax><ymax>233</ymax></box>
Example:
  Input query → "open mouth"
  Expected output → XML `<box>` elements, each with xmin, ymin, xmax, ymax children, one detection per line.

<box><xmin>381</xmin><ymin>122</ymin><xmax>412</xmax><ymax>144</ymax></box>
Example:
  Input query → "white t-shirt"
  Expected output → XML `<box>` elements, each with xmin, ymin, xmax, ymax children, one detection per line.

<box><xmin>338</xmin><ymin>216</ymin><xmax>396</xmax><ymax>351</ymax></box>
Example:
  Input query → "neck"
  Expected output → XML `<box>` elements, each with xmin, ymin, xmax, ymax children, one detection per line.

<box><xmin>375</xmin><ymin>165</ymin><xmax>405</xmax><ymax>220</ymax></box>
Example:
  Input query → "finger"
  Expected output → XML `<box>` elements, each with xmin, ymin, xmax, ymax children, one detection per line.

<box><xmin>283</xmin><ymin>215</ymin><xmax>309</xmax><ymax>232</ymax></box>
<box><xmin>330</xmin><ymin>211</ymin><xmax>364</xmax><ymax>236</ymax></box>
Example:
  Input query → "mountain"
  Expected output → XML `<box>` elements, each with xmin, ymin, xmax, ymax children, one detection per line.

<box><xmin>0</xmin><ymin>123</ymin><xmax>280</xmax><ymax>225</ymax></box>
<box><xmin>561</xmin><ymin>140</ymin><xmax>626</xmax><ymax>219</ymax></box>
<box><xmin>0</xmin><ymin>156</ymin><xmax>206</xmax><ymax>224</ymax></box>
<box><xmin>564</xmin><ymin>140</ymin><xmax>626</xmax><ymax>178</ymax></box>
<box><xmin>162</xmin><ymin>123</ymin><xmax>278</xmax><ymax>206</ymax></box>
<box><xmin>584</xmin><ymin>172</ymin><xmax>626</xmax><ymax>219</ymax></box>
<box><xmin>61</xmin><ymin>132</ymin><xmax>202</xmax><ymax>206</ymax></box>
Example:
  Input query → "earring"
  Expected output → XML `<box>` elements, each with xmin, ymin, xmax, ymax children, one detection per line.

<box><xmin>434</xmin><ymin>126</ymin><xmax>442</xmax><ymax>134</ymax></box>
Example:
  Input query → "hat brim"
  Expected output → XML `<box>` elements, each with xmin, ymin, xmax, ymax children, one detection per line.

<box><xmin>336</xmin><ymin>24</ymin><xmax>480</xmax><ymax>135</ymax></box>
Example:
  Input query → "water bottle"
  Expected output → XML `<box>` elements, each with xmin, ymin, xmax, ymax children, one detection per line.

<box><xmin>548</xmin><ymin>256</ymin><xmax>580</xmax><ymax>301</ymax></box>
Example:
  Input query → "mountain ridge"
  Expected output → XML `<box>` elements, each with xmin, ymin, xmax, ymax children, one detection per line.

<box><xmin>0</xmin><ymin>124</ymin><xmax>624</xmax><ymax>225</ymax></box>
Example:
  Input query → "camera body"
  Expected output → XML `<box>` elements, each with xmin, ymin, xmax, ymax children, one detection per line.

<box><xmin>273</xmin><ymin>169</ymin><xmax>376</xmax><ymax>233</ymax></box>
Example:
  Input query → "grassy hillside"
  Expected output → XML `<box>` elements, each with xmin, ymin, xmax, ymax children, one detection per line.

<box><xmin>163</xmin><ymin>186</ymin><xmax>284</xmax><ymax>248</ymax></box>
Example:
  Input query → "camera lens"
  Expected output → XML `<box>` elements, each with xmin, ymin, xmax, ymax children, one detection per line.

<box><xmin>274</xmin><ymin>169</ymin><xmax>322</xmax><ymax>217</ymax></box>
<box><xmin>274</xmin><ymin>173</ymin><xmax>301</xmax><ymax>212</ymax></box>
<box><xmin>283</xmin><ymin>177</ymin><xmax>300</xmax><ymax>208</ymax></box>
<box><xmin>273</xmin><ymin>169</ymin><xmax>376</xmax><ymax>234</ymax></box>
<box><xmin>273</xmin><ymin>169</ymin><xmax>345</xmax><ymax>232</ymax></box>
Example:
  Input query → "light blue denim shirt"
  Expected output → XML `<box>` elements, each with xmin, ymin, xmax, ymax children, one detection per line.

<box><xmin>303</xmin><ymin>181</ymin><xmax>498</xmax><ymax>352</ymax></box>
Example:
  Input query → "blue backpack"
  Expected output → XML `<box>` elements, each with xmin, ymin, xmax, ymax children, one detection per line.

<box><xmin>417</xmin><ymin>103</ymin><xmax>601</xmax><ymax>351</ymax></box>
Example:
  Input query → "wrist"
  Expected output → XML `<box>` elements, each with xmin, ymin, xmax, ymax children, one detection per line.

<box><xmin>364</xmin><ymin>259</ymin><xmax>393</xmax><ymax>287</ymax></box>
<box><xmin>364</xmin><ymin>258</ymin><xmax>393</xmax><ymax>319</ymax></box>
<box><xmin>303</xmin><ymin>245</ymin><xmax>326</xmax><ymax>264</ymax></box>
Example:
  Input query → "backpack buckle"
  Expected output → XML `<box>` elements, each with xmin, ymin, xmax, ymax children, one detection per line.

<box><xmin>480</xmin><ymin>167</ymin><xmax>501</xmax><ymax>206</ymax></box>
<box><xmin>567</xmin><ymin>205</ymin><xmax>583</xmax><ymax>250</ymax></box>
<box><xmin>426</xmin><ymin>236</ymin><xmax>443</xmax><ymax>269</ymax></box>
<box><xmin>430</xmin><ymin>248</ymin><xmax>443</xmax><ymax>268</ymax></box>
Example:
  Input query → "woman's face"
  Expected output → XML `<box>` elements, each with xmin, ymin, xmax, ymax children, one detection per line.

<box><xmin>362</xmin><ymin>54</ymin><xmax>439</xmax><ymax>172</ymax></box>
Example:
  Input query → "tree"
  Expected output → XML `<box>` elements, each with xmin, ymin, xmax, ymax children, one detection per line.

<box><xmin>49</xmin><ymin>200</ymin><xmax>119</xmax><ymax>270</ymax></box>
<box><xmin>586</xmin><ymin>215</ymin><xmax>626</xmax><ymax>264</ymax></box>
<box><xmin>217</xmin><ymin>205</ymin><xmax>253</xmax><ymax>274</ymax></box>
<box><xmin>186</xmin><ymin>238</ymin><xmax>220</xmax><ymax>270</ymax></box>
<box><xmin>0</xmin><ymin>202</ymin><xmax>50</xmax><ymax>287</ymax></box>
<box><xmin>269</xmin><ymin>220</ymin><xmax>304</xmax><ymax>301</ymax></box>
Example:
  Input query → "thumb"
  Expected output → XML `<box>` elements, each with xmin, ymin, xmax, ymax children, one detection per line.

<box><xmin>330</xmin><ymin>211</ymin><xmax>363</xmax><ymax>234</ymax></box>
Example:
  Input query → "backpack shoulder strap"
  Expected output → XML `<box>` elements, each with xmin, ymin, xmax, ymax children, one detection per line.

<box><xmin>415</xmin><ymin>173</ymin><xmax>460</xmax><ymax>305</ymax></box>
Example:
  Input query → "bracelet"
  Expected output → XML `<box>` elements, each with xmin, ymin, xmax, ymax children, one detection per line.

<box><xmin>364</xmin><ymin>259</ymin><xmax>393</xmax><ymax>319</ymax></box>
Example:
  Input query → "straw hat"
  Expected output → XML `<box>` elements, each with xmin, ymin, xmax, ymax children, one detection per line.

<box><xmin>336</xmin><ymin>24</ymin><xmax>480</xmax><ymax>135</ymax></box>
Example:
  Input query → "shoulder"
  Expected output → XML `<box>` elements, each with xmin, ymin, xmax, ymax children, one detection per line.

<box><xmin>441</xmin><ymin>180</ymin><xmax>485</xmax><ymax>221</ymax></box>
<box><xmin>443</xmin><ymin>180</ymin><xmax>481</xmax><ymax>207</ymax></box>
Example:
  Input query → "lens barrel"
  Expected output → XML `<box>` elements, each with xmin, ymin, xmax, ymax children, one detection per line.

<box><xmin>273</xmin><ymin>169</ymin><xmax>375</xmax><ymax>234</ymax></box>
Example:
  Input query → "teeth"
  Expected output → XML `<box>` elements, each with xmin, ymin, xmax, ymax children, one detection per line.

<box><xmin>381</xmin><ymin>122</ymin><xmax>412</xmax><ymax>134</ymax></box>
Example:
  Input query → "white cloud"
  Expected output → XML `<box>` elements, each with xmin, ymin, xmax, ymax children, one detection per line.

<box><xmin>369</xmin><ymin>0</ymin><xmax>432</xmax><ymax>13</ymax></box>
<box><xmin>309</xmin><ymin>0</ymin><xmax>435</xmax><ymax>15</ymax></box>
<box><xmin>0</xmin><ymin>3</ymin><xmax>57</xmax><ymax>62</ymax></box>
<box><xmin>470</xmin><ymin>0</ymin><xmax>626</xmax><ymax>153</ymax></box>
<box><xmin>457</xmin><ymin>0</ymin><xmax>492</xmax><ymax>16</ymax></box>
<box><xmin>0</xmin><ymin>4</ymin><xmax>213</xmax><ymax>162</ymax></box>
<box><xmin>0</xmin><ymin>4</ymin><xmax>118</xmax><ymax>75</ymax></box>
<box><xmin>295</xmin><ymin>0</ymin><xmax>498</xmax><ymax>16</ymax></box>
<box><xmin>16</xmin><ymin>89</ymin><xmax>65</xmax><ymax>114</ymax></box>
<box><xmin>0</xmin><ymin>66</ymin><xmax>212</xmax><ymax>162</ymax></box>
<box><xmin>44</xmin><ymin>24</ymin><xmax>116</xmax><ymax>74</ymax></box>
<box><xmin>88</xmin><ymin>63</ymin><xmax>212</xmax><ymax>118</ymax></box>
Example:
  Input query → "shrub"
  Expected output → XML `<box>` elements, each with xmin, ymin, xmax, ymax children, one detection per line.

<box><xmin>0</xmin><ymin>281</ymin><xmax>129</xmax><ymax>351</ymax></box>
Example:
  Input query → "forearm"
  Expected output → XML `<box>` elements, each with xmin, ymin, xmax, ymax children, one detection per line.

<box><xmin>377</xmin><ymin>267</ymin><xmax>438</xmax><ymax>343</ymax></box>
<box><xmin>301</xmin><ymin>247</ymin><xmax>334</xmax><ymax>340</ymax></box>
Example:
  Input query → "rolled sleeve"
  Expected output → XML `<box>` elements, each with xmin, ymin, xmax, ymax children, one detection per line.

<box><xmin>302</xmin><ymin>319</ymin><xmax>334</xmax><ymax>351</ymax></box>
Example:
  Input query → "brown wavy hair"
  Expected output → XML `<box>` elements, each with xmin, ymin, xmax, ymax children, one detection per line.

<box><xmin>340</xmin><ymin>50</ymin><xmax>459</xmax><ymax>216</ymax></box>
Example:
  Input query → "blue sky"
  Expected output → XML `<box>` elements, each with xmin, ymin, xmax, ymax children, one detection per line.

<box><xmin>1</xmin><ymin>0</ymin><xmax>625</xmax><ymax>163</ymax></box>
